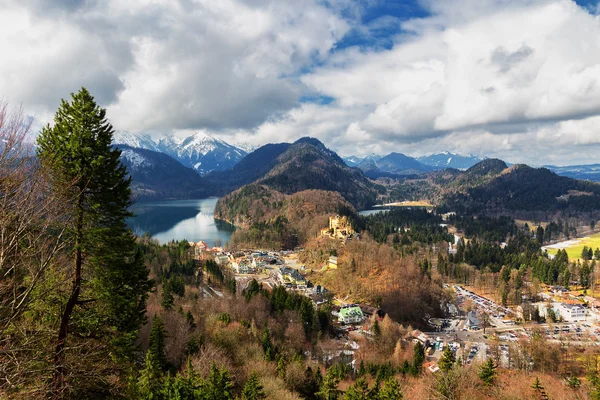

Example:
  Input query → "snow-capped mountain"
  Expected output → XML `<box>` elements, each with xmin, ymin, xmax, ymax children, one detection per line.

<box><xmin>417</xmin><ymin>152</ymin><xmax>484</xmax><ymax>170</ymax></box>
<box><xmin>156</xmin><ymin>134</ymin><xmax>183</xmax><ymax>157</ymax></box>
<box><xmin>342</xmin><ymin>155</ymin><xmax>364</xmax><ymax>167</ymax></box>
<box><xmin>114</xmin><ymin>130</ymin><xmax>248</xmax><ymax>175</ymax></box>
<box><xmin>235</xmin><ymin>141</ymin><xmax>259</xmax><ymax>153</ymax></box>
<box><xmin>342</xmin><ymin>153</ymin><xmax>382</xmax><ymax>167</ymax></box>
<box><xmin>113</xmin><ymin>131</ymin><xmax>160</xmax><ymax>152</ymax></box>
<box><xmin>117</xmin><ymin>145</ymin><xmax>212</xmax><ymax>200</ymax></box>
<box><xmin>156</xmin><ymin>131</ymin><xmax>247</xmax><ymax>175</ymax></box>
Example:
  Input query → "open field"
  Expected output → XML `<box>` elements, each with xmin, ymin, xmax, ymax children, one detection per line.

<box><xmin>544</xmin><ymin>232</ymin><xmax>600</xmax><ymax>260</ymax></box>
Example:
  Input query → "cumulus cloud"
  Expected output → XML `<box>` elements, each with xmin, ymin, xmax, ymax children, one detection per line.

<box><xmin>0</xmin><ymin>0</ymin><xmax>349</xmax><ymax>131</ymax></box>
<box><xmin>2</xmin><ymin>0</ymin><xmax>600</xmax><ymax>164</ymax></box>
<box><xmin>301</xmin><ymin>0</ymin><xmax>600</xmax><ymax>160</ymax></box>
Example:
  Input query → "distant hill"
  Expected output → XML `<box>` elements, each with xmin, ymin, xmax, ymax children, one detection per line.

<box><xmin>449</xmin><ymin>164</ymin><xmax>600</xmax><ymax>213</ymax></box>
<box><xmin>204</xmin><ymin>142</ymin><xmax>293</xmax><ymax>194</ymax></box>
<box><xmin>382</xmin><ymin>158</ymin><xmax>600</xmax><ymax>215</ymax></box>
<box><xmin>417</xmin><ymin>152</ymin><xmax>484</xmax><ymax>170</ymax></box>
<box><xmin>117</xmin><ymin>145</ymin><xmax>212</xmax><ymax>200</ymax></box>
<box><xmin>209</xmin><ymin>138</ymin><xmax>379</xmax><ymax>209</ymax></box>
<box><xmin>545</xmin><ymin>163</ymin><xmax>600</xmax><ymax>182</ymax></box>
<box><xmin>256</xmin><ymin>138</ymin><xmax>379</xmax><ymax>209</ymax></box>
<box><xmin>353</xmin><ymin>152</ymin><xmax>431</xmax><ymax>176</ymax></box>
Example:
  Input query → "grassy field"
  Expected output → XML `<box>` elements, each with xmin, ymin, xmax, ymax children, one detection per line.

<box><xmin>545</xmin><ymin>232</ymin><xmax>600</xmax><ymax>260</ymax></box>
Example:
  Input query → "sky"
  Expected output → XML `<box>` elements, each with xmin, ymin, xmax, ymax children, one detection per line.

<box><xmin>2</xmin><ymin>0</ymin><xmax>600</xmax><ymax>165</ymax></box>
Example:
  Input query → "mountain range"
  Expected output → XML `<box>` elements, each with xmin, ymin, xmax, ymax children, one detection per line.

<box><xmin>342</xmin><ymin>151</ymin><xmax>485</xmax><ymax>176</ymax></box>
<box><xmin>113</xmin><ymin>131</ymin><xmax>247</xmax><ymax>175</ymax></box>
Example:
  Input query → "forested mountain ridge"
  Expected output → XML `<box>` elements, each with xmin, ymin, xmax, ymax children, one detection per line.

<box><xmin>384</xmin><ymin>159</ymin><xmax>600</xmax><ymax>215</ymax></box>
<box><xmin>117</xmin><ymin>144</ymin><xmax>213</xmax><ymax>200</ymax></box>
<box><xmin>256</xmin><ymin>139</ymin><xmax>379</xmax><ymax>210</ymax></box>
<box><xmin>214</xmin><ymin>185</ymin><xmax>356</xmax><ymax>248</ymax></box>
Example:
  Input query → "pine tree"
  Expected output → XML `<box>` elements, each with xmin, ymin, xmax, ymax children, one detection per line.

<box><xmin>205</xmin><ymin>363</ymin><xmax>234</xmax><ymax>400</ymax></box>
<box><xmin>317</xmin><ymin>370</ymin><xmax>342</xmax><ymax>400</ymax></box>
<box><xmin>138</xmin><ymin>351</ymin><xmax>164</xmax><ymax>399</ymax></box>
<box><xmin>478</xmin><ymin>358</ymin><xmax>497</xmax><ymax>387</ymax></box>
<box><xmin>148</xmin><ymin>315</ymin><xmax>168</xmax><ymax>371</ymax></box>
<box><xmin>439</xmin><ymin>346</ymin><xmax>456</xmax><ymax>372</ymax></box>
<box><xmin>412</xmin><ymin>342</ymin><xmax>425</xmax><ymax>375</ymax></box>
<box><xmin>37</xmin><ymin>88</ymin><xmax>151</xmax><ymax>391</ymax></box>
<box><xmin>379</xmin><ymin>377</ymin><xmax>403</xmax><ymax>399</ymax></box>
<box><xmin>241</xmin><ymin>373</ymin><xmax>267</xmax><ymax>400</ymax></box>
<box><xmin>343</xmin><ymin>378</ymin><xmax>370</xmax><ymax>400</ymax></box>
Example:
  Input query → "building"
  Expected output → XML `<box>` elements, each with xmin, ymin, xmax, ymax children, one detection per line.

<box><xmin>215</xmin><ymin>255</ymin><xmax>230</xmax><ymax>265</ymax></box>
<box><xmin>277</xmin><ymin>267</ymin><xmax>307</xmax><ymax>286</ymax></box>
<box><xmin>465</xmin><ymin>310</ymin><xmax>480</xmax><ymax>330</ymax></box>
<box><xmin>328</xmin><ymin>256</ymin><xmax>338</xmax><ymax>269</ymax></box>
<box><xmin>338</xmin><ymin>305</ymin><xmax>364</xmax><ymax>324</ymax></box>
<box><xmin>321</xmin><ymin>215</ymin><xmax>355</xmax><ymax>239</ymax></box>
<box><xmin>560</xmin><ymin>303</ymin><xmax>586</xmax><ymax>320</ymax></box>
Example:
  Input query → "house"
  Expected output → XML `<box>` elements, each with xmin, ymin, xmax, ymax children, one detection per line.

<box><xmin>465</xmin><ymin>310</ymin><xmax>480</xmax><ymax>330</ymax></box>
<box><xmin>215</xmin><ymin>255</ymin><xmax>230</xmax><ymax>265</ymax></box>
<box><xmin>560</xmin><ymin>303</ymin><xmax>586</xmax><ymax>320</ymax></box>
<box><xmin>277</xmin><ymin>267</ymin><xmax>307</xmax><ymax>286</ymax></box>
<box><xmin>328</xmin><ymin>256</ymin><xmax>338</xmax><ymax>269</ymax></box>
<box><xmin>338</xmin><ymin>305</ymin><xmax>364</xmax><ymax>324</ymax></box>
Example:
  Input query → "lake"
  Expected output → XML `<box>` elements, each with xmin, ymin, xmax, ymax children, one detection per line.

<box><xmin>358</xmin><ymin>209</ymin><xmax>388</xmax><ymax>216</ymax></box>
<box><xmin>128</xmin><ymin>198</ymin><xmax>235</xmax><ymax>246</ymax></box>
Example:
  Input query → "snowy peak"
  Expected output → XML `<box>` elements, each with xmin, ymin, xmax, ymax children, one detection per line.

<box><xmin>113</xmin><ymin>131</ymin><xmax>159</xmax><ymax>152</ymax></box>
<box><xmin>153</xmin><ymin>131</ymin><xmax>247</xmax><ymax>175</ymax></box>
<box><xmin>417</xmin><ymin>152</ymin><xmax>484</xmax><ymax>170</ymax></box>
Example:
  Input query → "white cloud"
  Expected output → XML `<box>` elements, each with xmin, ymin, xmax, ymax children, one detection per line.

<box><xmin>0</xmin><ymin>0</ymin><xmax>349</xmax><ymax>132</ymax></box>
<box><xmin>301</xmin><ymin>0</ymin><xmax>600</xmax><ymax>160</ymax></box>
<box><xmin>2</xmin><ymin>0</ymin><xmax>600</xmax><ymax>165</ymax></box>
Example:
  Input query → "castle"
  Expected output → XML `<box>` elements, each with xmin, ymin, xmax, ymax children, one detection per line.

<box><xmin>321</xmin><ymin>215</ymin><xmax>355</xmax><ymax>239</ymax></box>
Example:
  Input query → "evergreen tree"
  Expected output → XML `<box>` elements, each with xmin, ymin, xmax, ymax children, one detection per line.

<box><xmin>241</xmin><ymin>373</ymin><xmax>267</xmax><ymax>400</ymax></box>
<box><xmin>343</xmin><ymin>378</ymin><xmax>370</xmax><ymax>400</ymax></box>
<box><xmin>478</xmin><ymin>358</ymin><xmax>497</xmax><ymax>387</ymax></box>
<box><xmin>37</xmin><ymin>88</ymin><xmax>151</xmax><ymax>391</ymax></box>
<box><xmin>317</xmin><ymin>370</ymin><xmax>342</xmax><ymax>400</ymax></box>
<box><xmin>162</xmin><ymin>281</ymin><xmax>175</xmax><ymax>310</ymax></box>
<box><xmin>439</xmin><ymin>346</ymin><xmax>456</xmax><ymax>373</ymax></box>
<box><xmin>205</xmin><ymin>363</ymin><xmax>234</xmax><ymax>400</ymax></box>
<box><xmin>379</xmin><ymin>377</ymin><xmax>403</xmax><ymax>399</ymax></box>
<box><xmin>412</xmin><ymin>342</ymin><xmax>425</xmax><ymax>375</ymax></box>
<box><xmin>148</xmin><ymin>315</ymin><xmax>168</xmax><ymax>371</ymax></box>
<box><xmin>138</xmin><ymin>351</ymin><xmax>164</xmax><ymax>399</ymax></box>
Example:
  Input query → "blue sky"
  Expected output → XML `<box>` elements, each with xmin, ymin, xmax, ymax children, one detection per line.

<box><xmin>2</xmin><ymin>0</ymin><xmax>600</xmax><ymax>165</ymax></box>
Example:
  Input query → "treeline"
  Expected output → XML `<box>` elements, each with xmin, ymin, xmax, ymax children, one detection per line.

<box><xmin>449</xmin><ymin>215</ymin><xmax>517</xmax><ymax>243</ymax></box>
<box><xmin>444</xmin><ymin>165</ymin><xmax>600</xmax><ymax>214</ymax></box>
<box><xmin>365</xmin><ymin>209</ymin><xmax>453</xmax><ymax>245</ymax></box>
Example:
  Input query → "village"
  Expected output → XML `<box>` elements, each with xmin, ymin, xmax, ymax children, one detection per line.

<box><xmin>183</xmin><ymin>213</ymin><xmax>600</xmax><ymax>376</ymax></box>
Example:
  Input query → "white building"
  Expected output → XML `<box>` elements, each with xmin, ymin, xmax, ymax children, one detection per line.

<box><xmin>560</xmin><ymin>303</ymin><xmax>586</xmax><ymax>321</ymax></box>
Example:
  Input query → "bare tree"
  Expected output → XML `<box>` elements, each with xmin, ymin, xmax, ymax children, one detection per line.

<box><xmin>0</xmin><ymin>103</ymin><xmax>72</xmax><ymax>394</ymax></box>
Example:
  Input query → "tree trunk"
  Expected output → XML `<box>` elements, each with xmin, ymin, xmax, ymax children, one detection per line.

<box><xmin>53</xmin><ymin>193</ymin><xmax>84</xmax><ymax>393</ymax></box>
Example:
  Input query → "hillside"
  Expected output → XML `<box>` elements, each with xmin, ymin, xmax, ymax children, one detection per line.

<box><xmin>203</xmin><ymin>142</ymin><xmax>292</xmax><ymax>194</ymax></box>
<box><xmin>208</xmin><ymin>137</ymin><xmax>379</xmax><ymax>209</ymax></box>
<box><xmin>445</xmin><ymin>164</ymin><xmax>600</xmax><ymax>213</ymax></box>
<box><xmin>214</xmin><ymin>184</ymin><xmax>356</xmax><ymax>248</ymax></box>
<box><xmin>117</xmin><ymin>145</ymin><xmax>213</xmax><ymax>200</ymax></box>
<box><xmin>258</xmin><ymin>139</ymin><xmax>379</xmax><ymax>209</ymax></box>
<box><xmin>383</xmin><ymin>159</ymin><xmax>600</xmax><ymax>215</ymax></box>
